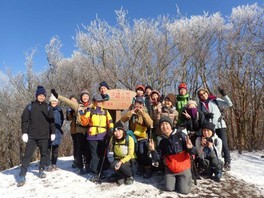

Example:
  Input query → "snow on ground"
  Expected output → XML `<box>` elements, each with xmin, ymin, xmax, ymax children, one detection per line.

<box><xmin>0</xmin><ymin>151</ymin><xmax>263</xmax><ymax>198</ymax></box>
<box><xmin>229</xmin><ymin>150</ymin><xmax>264</xmax><ymax>190</ymax></box>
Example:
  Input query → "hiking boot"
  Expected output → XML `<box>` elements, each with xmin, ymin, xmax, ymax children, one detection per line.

<box><xmin>17</xmin><ymin>176</ymin><xmax>26</xmax><ymax>187</ymax></box>
<box><xmin>52</xmin><ymin>165</ymin><xmax>58</xmax><ymax>171</ymax></box>
<box><xmin>124</xmin><ymin>177</ymin><xmax>134</xmax><ymax>185</ymax></box>
<box><xmin>224</xmin><ymin>162</ymin><xmax>231</xmax><ymax>171</ymax></box>
<box><xmin>143</xmin><ymin>169</ymin><xmax>152</xmax><ymax>179</ymax></box>
<box><xmin>39</xmin><ymin>169</ymin><xmax>47</xmax><ymax>179</ymax></box>
<box><xmin>71</xmin><ymin>161</ymin><xmax>77</xmax><ymax>168</ymax></box>
<box><xmin>215</xmin><ymin>172</ymin><xmax>222</xmax><ymax>182</ymax></box>
<box><xmin>117</xmin><ymin>178</ymin><xmax>125</xmax><ymax>185</ymax></box>
<box><xmin>77</xmin><ymin>168</ymin><xmax>86</xmax><ymax>175</ymax></box>
<box><xmin>46</xmin><ymin>165</ymin><xmax>54</xmax><ymax>172</ymax></box>
<box><xmin>90</xmin><ymin>176</ymin><xmax>98</xmax><ymax>182</ymax></box>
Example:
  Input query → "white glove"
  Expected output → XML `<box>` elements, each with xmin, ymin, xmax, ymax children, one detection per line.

<box><xmin>22</xmin><ymin>134</ymin><xmax>28</xmax><ymax>143</ymax></box>
<box><xmin>51</xmin><ymin>134</ymin><xmax>56</xmax><ymax>141</ymax></box>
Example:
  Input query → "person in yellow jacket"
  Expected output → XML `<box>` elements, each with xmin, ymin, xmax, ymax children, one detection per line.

<box><xmin>120</xmin><ymin>96</ymin><xmax>153</xmax><ymax>178</ymax></box>
<box><xmin>79</xmin><ymin>94</ymin><xmax>114</xmax><ymax>178</ymax></box>
<box><xmin>110</xmin><ymin>122</ymin><xmax>136</xmax><ymax>185</ymax></box>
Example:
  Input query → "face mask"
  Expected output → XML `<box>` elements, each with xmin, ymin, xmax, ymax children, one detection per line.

<box><xmin>187</xmin><ymin>108</ymin><xmax>198</xmax><ymax>118</ymax></box>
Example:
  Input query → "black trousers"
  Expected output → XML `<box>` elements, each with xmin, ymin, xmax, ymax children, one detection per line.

<box><xmin>76</xmin><ymin>133</ymin><xmax>91</xmax><ymax>169</ymax></box>
<box><xmin>19</xmin><ymin>138</ymin><xmax>49</xmax><ymax>177</ymax></box>
<box><xmin>88</xmin><ymin>140</ymin><xmax>105</xmax><ymax>174</ymax></box>
<box><xmin>48</xmin><ymin>144</ymin><xmax>59</xmax><ymax>165</ymax></box>
<box><xmin>216</xmin><ymin>128</ymin><xmax>231</xmax><ymax>163</ymax></box>
<box><xmin>71</xmin><ymin>134</ymin><xmax>78</xmax><ymax>162</ymax></box>
<box><xmin>136</xmin><ymin>139</ymin><xmax>152</xmax><ymax>168</ymax></box>
<box><xmin>111</xmin><ymin>160</ymin><xmax>133</xmax><ymax>178</ymax></box>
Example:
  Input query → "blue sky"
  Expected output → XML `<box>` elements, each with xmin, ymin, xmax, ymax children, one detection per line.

<box><xmin>0</xmin><ymin>0</ymin><xmax>261</xmax><ymax>74</ymax></box>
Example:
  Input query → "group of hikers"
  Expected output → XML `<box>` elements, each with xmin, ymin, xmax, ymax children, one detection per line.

<box><xmin>17</xmin><ymin>81</ymin><xmax>233</xmax><ymax>195</ymax></box>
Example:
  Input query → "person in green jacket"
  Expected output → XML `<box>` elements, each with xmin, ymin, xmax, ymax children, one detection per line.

<box><xmin>176</xmin><ymin>82</ymin><xmax>190</xmax><ymax>126</ymax></box>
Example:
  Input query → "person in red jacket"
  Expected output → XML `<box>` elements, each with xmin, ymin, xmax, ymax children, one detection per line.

<box><xmin>149</xmin><ymin>116</ymin><xmax>196</xmax><ymax>194</ymax></box>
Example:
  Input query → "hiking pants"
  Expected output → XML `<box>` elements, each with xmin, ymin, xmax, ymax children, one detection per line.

<box><xmin>215</xmin><ymin>128</ymin><xmax>231</xmax><ymax>163</ymax></box>
<box><xmin>136</xmin><ymin>139</ymin><xmax>152</xmax><ymax>168</ymax></box>
<box><xmin>111</xmin><ymin>160</ymin><xmax>133</xmax><ymax>178</ymax></box>
<box><xmin>71</xmin><ymin>134</ymin><xmax>78</xmax><ymax>163</ymax></box>
<box><xmin>88</xmin><ymin>139</ymin><xmax>105</xmax><ymax>174</ymax></box>
<box><xmin>19</xmin><ymin>138</ymin><xmax>49</xmax><ymax>177</ymax></box>
<box><xmin>76</xmin><ymin>133</ymin><xmax>91</xmax><ymax>170</ymax></box>
<box><xmin>48</xmin><ymin>144</ymin><xmax>59</xmax><ymax>165</ymax></box>
<box><xmin>164</xmin><ymin>167</ymin><xmax>192</xmax><ymax>195</ymax></box>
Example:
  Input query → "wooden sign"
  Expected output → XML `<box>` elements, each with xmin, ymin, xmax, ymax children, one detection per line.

<box><xmin>103</xmin><ymin>89</ymin><xmax>136</xmax><ymax>110</ymax></box>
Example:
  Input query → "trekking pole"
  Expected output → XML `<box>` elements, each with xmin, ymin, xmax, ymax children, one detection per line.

<box><xmin>96</xmin><ymin>136</ymin><xmax>110</xmax><ymax>184</ymax></box>
<box><xmin>191</xmin><ymin>155</ymin><xmax>198</xmax><ymax>185</ymax></box>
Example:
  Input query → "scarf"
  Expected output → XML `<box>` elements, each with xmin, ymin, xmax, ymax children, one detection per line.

<box><xmin>186</xmin><ymin>107</ymin><xmax>198</xmax><ymax>119</ymax></box>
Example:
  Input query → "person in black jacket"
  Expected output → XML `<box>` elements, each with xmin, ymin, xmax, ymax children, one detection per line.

<box><xmin>181</xmin><ymin>100</ymin><xmax>206</xmax><ymax>145</ymax></box>
<box><xmin>149</xmin><ymin>116</ymin><xmax>196</xmax><ymax>195</ymax></box>
<box><xmin>17</xmin><ymin>86</ymin><xmax>55</xmax><ymax>187</ymax></box>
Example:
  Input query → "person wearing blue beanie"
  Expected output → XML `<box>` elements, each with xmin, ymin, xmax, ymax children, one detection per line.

<box><xmin>35</xmin><ymin>86</ymin><xmax>47</xmax><ymax>97</ymax></box>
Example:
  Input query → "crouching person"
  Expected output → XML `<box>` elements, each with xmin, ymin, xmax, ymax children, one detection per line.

<box><xmin>110</xmin><ymin>123</ymin><xmax>136</xmax><ymax>185</ymax></box>
<box><xmin>149</xmin><ymin>116</ymin><xmax>196</xmax><ymax>195</ymax></box>
<box><xmin>195</xmin><ymin>122</ymin><xmax>223</xmax><ymax>182</ymax></box>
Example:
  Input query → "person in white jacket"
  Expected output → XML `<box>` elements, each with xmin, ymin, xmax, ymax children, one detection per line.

<box><xmin>195</xmin><ymin>122</ymin><xmax>223</xmax><ymax>182</ymax></box>
<box><xmin>198</xmin><ymin>87</ymin><xmax>233</xmax><ymax>171</ymax></box>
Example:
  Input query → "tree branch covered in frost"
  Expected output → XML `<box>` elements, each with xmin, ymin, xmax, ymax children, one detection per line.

<box><xmin>1</xmin><ymin>4</ymin><xmax>264</xmax><ymax>171</ymax></box>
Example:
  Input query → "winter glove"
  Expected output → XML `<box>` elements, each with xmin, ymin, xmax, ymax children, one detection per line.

<box><xmin>107</xmin><ymin>128</ymin><xmax>114</xmax><ymax>138</ymax></box>
<box><xmin>51</xmin><ymin>134</ymin><xmax>56</xmax><ymax>141</ymax></box>
<box><xmin>218</xmin><ymin>87</ymin><xmax>226</xmax><ymax>96</ymax></box>
<box><xmin>51</xmin><ymin>89</ymin><xmax>58</xmax><ymax>98</ymax></box>
<box><xmin>67</xmin><ymin>108</ymin><xmax>73</xmax><ymax>112</ymax></box>
<box><xmin>79</xmin><ymin>110</ymin><xmax>85</xmax><ymax>115</ymax></box>
<box><xmin>22</xmin><ymin>133</ymin><xmax>28</xmax><ymax>143</ymax></box>
<box><xmin>204</xmin><ymin>112</ymin><xmax>214</xmax><ymax>120</ymax></box>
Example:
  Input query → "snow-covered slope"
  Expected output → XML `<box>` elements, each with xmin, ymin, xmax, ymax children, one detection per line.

<box><xmin>0</xmin><ymin>151</ymin><xmax>263</xmax><ymax>198</ymax></box>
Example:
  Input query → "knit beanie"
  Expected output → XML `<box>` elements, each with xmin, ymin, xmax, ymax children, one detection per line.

<box><xmin>49</xmin><ymin>94</ymin><xmax>58</xmax><ymax>103</ymax></box>
<box><xmin>135</xmin><ymin>85</ymin><xmax>145</xmax><ymax>93</ymax></box>
<box><xmin>150</xmin><ymin>90</ymin><xmax>161</xmax><ymax>101</ymax></box>
<box><xmin>79</xmin><ymin>89</ymin><xmax>90</xmax><ymax>100</ymax></box>
<box><xmin>99</xmin><ymin>81</ymin><xmax>110</xmax><ymax>91</ymax></box>
<box><xmin>35</xmin><ymin>86</ymin><xmax>47</xmax><ymax>97</ymax></box>
<box><xmin>201</xmin><ymin>122</ymin><xmax>215</xmax><ymax>135</ymax></box>
<box><xmin>186</xmin><ymin>100</ymin><xmax>197</xmax><ymax>107</ymax></box>
<box><xmin>165</xmin><ymin>93</ymin><xmax>176</xmax><ymax>106</ymax></box>
<box><xmin>159</xmin><ymin>116</ymin><xmax>173</xmax><ymax>128</ymax></box>
<box><xmin>114</xmin><ymin>121</ymin><xmax>125</xmax><ymax>132</ymax></box>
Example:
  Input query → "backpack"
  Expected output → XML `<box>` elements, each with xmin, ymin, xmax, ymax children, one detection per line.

<box><xmin>126</xmin><ymin>130</ymin><xmax>137</xmax><ymax>145</ymax></box>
